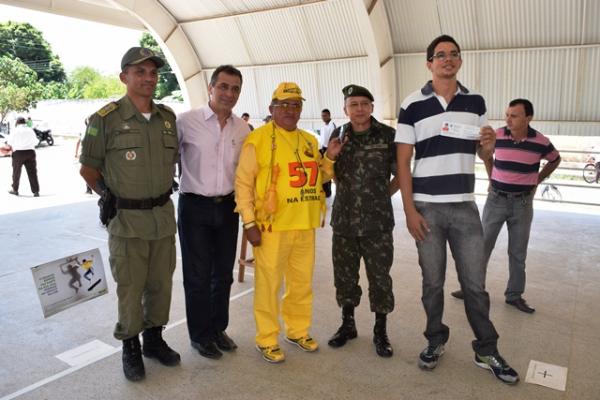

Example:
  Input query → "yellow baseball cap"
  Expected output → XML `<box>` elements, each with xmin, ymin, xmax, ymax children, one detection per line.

<box><xmin>272</xmin><ymin>82</ymin><xmax>305</xmax><ymax>101</ymax></box>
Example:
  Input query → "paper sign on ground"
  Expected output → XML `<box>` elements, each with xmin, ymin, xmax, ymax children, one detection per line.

<box><xmin>525</xmin><ymin>359</ymin><xmax>568</xmax><ymax>391</ymax></box>
<box><xmin>31</xmin><ymin>248</ymin><xmax>108</xmax><ymax>318</ymax></box>
<box><xmin>56</xmin><ymin>340</ymin><xmax>117</xmax><ymax>367</ymax></box>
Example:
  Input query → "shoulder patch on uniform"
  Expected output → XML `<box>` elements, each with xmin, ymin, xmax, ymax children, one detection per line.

<box><xmin>86</xmin><ymin>126</ymin><xmax>98</xmax><ymax>137</ymax></box>
<box><xmin>97</xmin><ymin>102</ymin><xmax>119</xmax><ymax>117</ymax></box>
<box><xmin>157</xmin><ymin>103</ymin><xmax>175</xmax><ymax>116</ymax></box>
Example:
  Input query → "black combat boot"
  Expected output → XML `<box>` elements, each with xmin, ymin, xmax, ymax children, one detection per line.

<box><xmin>142</xmin><ymin>326</ymin><xmax>181</xmax><ymax>366</ymax></box>
<box><xmin>373</xmin><ymin>313</ymin><xmax>393</xmax><ymax>358</ymax></box>
<box><xmin>122</xmin><ymin>336</ymin><xmax>145</xmax><ymax>381</ymax></box>
<box><xmin>328</xmin><ymin>305</ymin><xmax>358</xmax><ymax>348</ymax></box>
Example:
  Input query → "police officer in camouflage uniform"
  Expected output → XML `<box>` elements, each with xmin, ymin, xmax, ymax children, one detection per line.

<box><xmin>325</xmin><ymin>84</ymin><xmax>399</xmax><ymax>358</ymax></box>
<box><xmin>80</xmin><ymin>47</ymin><xmax>180</xmax><ymax>382</ymax></box>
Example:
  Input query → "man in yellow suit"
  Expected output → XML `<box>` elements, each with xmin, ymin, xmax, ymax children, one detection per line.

<box><xmin>235</xmin><ymin>82</ymin><xmax>343</xmax><ymax>363</ymax></box>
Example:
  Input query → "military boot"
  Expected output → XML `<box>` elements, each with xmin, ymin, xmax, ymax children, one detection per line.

<box><xmin>122</xmin><ymin>336</ymin><xmax>145</xmax><ymax>381</ymax></box>
<box><xmin>373</xmin><ymin>313</ymin><xmax>393</xmax><ymax>358</ymax></box>
<box><xmin>142</xmin><ymin>326</ymin><xmax>181</xmax><ymax>366</ymax></box>
<box><xmin>328</xmin><ymin>306</ymin><xmax>358</xmax><ymax>348</ymax></box>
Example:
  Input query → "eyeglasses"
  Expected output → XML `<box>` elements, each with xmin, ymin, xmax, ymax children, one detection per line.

<box><xmin>272</xmin><ymin>102</ymin><xmax>302</xmax><ymax>111</ymax></box>
<box><xmin>429</xmin><ymin>51</ymin><xmax>461</xmax><ymax>62</ymax></box>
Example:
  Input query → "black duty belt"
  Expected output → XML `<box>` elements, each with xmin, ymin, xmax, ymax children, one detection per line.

<box><xmin>181</xmin><ymin>192</ymin><xmax>234</xmax><ymax>203</ymax></box>
<box><xmin>492</xmin><ymin>189</ymin><xmax>532</xmax><ymax>198</ymax></box>
<box><xmin>116</xmin><ymin>190</ymin><xmax>172</xmax><ymax>210</ymax></box>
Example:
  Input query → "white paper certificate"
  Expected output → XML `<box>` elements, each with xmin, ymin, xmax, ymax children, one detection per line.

<box><xmin>440</xmin><ymin>121</ymin><xmax>481</xmax><ymax>140</ymax></box>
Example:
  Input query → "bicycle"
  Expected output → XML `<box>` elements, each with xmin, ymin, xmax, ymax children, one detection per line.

<box><xmin>582</xmin><ymin>157</ymin><xmax>600</xmax><ymax>184</ymax></box>
<box><xmin>541</xmin><ymin>183</ymin><xmax>562</xmax><ymax>202</ymax></box>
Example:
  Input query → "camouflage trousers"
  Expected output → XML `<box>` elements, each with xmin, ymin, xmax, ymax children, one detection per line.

<box><xmin>332</xmin><ymin>231</ymin><xmax>394</xmax><ymax>314</ymax></box>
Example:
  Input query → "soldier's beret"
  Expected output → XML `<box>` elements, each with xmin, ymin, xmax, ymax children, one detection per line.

<box><xmin>342</xmin><ymin>84</ymin><xmax>374</xmax><ymax>102</ymax></box>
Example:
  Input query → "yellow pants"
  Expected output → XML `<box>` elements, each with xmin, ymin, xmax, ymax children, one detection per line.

<box><xmin>253</xmin><ymin>229</ymin><xmax>315</xmax><ymax>347</ymax></box>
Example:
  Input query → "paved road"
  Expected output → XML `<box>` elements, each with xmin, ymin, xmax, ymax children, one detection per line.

<box><xmin>1</xmin><ymin>137</ymin><xmax>97</xmax><ymax>216</ymax></box>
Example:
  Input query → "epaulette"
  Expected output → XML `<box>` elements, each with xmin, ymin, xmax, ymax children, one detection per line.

<box><xmin>157</xmin><ymin>103</ymin><xmax>176</xmax><ymax>117</ymax></box>
<box><xmin>97</xmin><ymin>102</ymin><xmax>119</xmax><ymax>117</ymax></box>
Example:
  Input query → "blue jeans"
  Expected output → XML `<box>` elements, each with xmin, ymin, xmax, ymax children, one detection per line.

<box><xmin>482</xmin><ymin>191</ymin><xmax>534</xmax><ymax>301</ymax></box>
<box><xmin>414</xmin><ymin>201</ymin><xmax>499</xmax><ymax>356</ymax></box>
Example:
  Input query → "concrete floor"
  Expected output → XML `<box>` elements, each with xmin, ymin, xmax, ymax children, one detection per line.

<box><xmin>1</xmin><ymin>139</ymin><xmax>600</xmax><ymax>399</ymax></box>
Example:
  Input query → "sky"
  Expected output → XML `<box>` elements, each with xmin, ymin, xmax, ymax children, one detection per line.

<box><xmin>0</xmin><ymin>4</ymin><xmax>142</xmax><ymax>74</ymax></box>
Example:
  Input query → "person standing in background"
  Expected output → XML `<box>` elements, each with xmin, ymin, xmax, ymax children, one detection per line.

<box><xmin>241</xmin><ymin>112</ymin><xmax>255</xmax><ymax>131</ymax></box>
<box><xmin>75</xmin><ymin>117</ymin><xmax>93</xmax><ymax>194</ymax></box>
<box><xmin>319</xmin><ymin>108</ymin><xmax>336</xmax><ymax>198</ymax></box>
<box><xmin>451</xmin><ymin>99</ymin><xmax>561</xmax><ymax>314</ymax></box>
<box><xmin>7</xmin><ymin>116</ymin><xmax>40</xmax><ymax>197</ymax></box>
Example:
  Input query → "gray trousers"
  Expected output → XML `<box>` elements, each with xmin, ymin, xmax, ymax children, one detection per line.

<box><xmin>482</xmin><ymin>192</ymin><xmax>534</xmax><ymax>301</ymax></box>
<box><xmin>108</xmin><ymin>234</ymin><xmax>176</xmax><ymax>340</ymax></box>
<box><xmin>414</xmin><ymin>201</ymin><xmax>498</xmax><ymax>356</ymax></box>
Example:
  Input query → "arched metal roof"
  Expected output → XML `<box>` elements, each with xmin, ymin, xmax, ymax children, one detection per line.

<box><xmin>2</xmin><ymin>0</ymin><xmax>600</xmax><ymax>134</ymax></box>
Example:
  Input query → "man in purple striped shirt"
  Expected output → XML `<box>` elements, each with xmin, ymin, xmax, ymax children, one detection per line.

<box><xmin>452</xmin><ymin>99</ymin><xmax>560</xmax><ymax>313</ymax></box>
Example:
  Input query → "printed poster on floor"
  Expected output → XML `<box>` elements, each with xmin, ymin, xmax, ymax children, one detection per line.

<box><xmin>31</xmin><ymin>248</ymin><xmax>108</xmax><ymax>318</ymax></box>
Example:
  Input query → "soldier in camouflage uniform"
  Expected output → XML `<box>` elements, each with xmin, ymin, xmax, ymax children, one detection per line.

<box><xmin>325</xmin><ymin>84</ymin><xmax>398</xmax><ymax>358</ymax></box>
<box><xmin>80</xmin><ymin>47</ymin><xmax>180</xmax><ymax>381</ymax></box>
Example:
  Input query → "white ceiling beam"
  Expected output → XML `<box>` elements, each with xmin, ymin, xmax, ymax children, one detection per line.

<box><xmin>107</xmin><ymin>0</ymin><xmax>206</xmax><ymax>107</ymax></box>
<box><xmin>0</xmin><ymin>0</ymin><xmax>145</xmax><ymax>30</ymax></box>
<box><xmin>351</xmin><ymin>0</ymin><xmax>396</xmax><ymax>120</ymax></box>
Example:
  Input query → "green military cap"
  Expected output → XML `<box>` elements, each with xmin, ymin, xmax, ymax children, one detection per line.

<box><xmin>121</xmin><ymin>47</ymin><xmax>165</xmax><ymax>71</ymax></box>
<box><xmin>342</xmin><ymin>84</ymin><xmax>374</xmax><ymax>102</ymax></box>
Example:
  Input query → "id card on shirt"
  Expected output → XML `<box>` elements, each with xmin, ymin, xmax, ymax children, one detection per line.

<box><xmin>440</xmin><ymin>121</ymin><xmax>481</xmax><ymax>140</ymax></box>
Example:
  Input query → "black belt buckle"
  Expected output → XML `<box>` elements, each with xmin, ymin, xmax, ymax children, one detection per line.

<box><xmin>139</xmin><ymin>199</ymin><xmax>153</xmax><ymax>209</ymax></box>
<box><xmin>182</xmin><ymin>192</ymin><xmax>233</xmax><ymax>203</ymax></box>
<box><xmin>213</xmin><ymin>193</ymin><xmax>233</xmax><ymax>203</ymax></box>
<box><xmin>116</xmin><ymin>189</ymin><xmax>172</xmax><ymax>210</ymax></box>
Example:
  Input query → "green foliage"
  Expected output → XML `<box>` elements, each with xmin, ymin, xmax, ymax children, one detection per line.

<box><xmin>67</xmin><ymin>67</ymin><xmax>101</xmax><ymax>98</ymax></box>
<box><xmin>40</xmin><ymin>81</ymin><xmax>69</xmax><ymax>99</ymax></box>
<box><xmin>0</xmin><ymin>21</ymin><xmax>66</xmax><ymax>83</ymax></box>
<box><xmin>65</xmin><ymin>66</ymin><xmax>123</xmax><ymax>99</ymax></box>
<box><xmin>83</xmin><ymin>75</ymin><xmax>123</xmax><ymax>99</ymax></box>
<box><xmin>139</xmin><ymin>32</ymin><xmax>180</xmax><ymax>99</ymax></box>
<box><xmin>0</xmin><ymin>55</ymin><xmax>43</xmax><ymax>123</ymax></box>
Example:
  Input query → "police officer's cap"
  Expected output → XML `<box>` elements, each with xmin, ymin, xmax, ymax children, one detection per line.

<box><xmin>342</xmin><ymin>84</ymin><xmax>374</xmax><ymax>102</ymax></box>
<box><xmin>121</xmin><ymin>47</ymin><xmax>165</xmax><ymax>71</ymax></box>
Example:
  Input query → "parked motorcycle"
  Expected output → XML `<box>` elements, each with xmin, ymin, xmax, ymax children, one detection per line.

<box><xmin>34</xmin><ymin>127</ymin><xmax>54</xmax><ymax>146</ymax></box>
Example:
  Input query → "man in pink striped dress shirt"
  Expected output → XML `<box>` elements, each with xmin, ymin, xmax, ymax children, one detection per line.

<box><xmin>177</xmin><ymin>65</ymin><xmax>251</xmax><ymax>359</ymax></box>
<box><xmin>452</xmin><ymin>99</ymin><xmax>560</xmax><ymax>313</ymax></box>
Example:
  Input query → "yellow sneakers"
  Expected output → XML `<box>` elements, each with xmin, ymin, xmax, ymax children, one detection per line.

<box><xmin>256</xmin><ymin>345</ymin><xmax>285</xmax><ymax>363</ymax></box>
<box><xmin>285</xmin><ymin>335</ymin><xmax>319</xmax><ymax>352</ymax></box>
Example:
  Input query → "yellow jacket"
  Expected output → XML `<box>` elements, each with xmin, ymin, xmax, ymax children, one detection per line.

<box><xmin>235</xmin><ymin>122</ymin><xmax>334</xmax><ymax>231</ymax></box>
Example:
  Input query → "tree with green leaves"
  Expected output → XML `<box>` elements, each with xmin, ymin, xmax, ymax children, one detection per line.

<box><xmin>67</xmin><ymin>67</ymin><xmax>101</xmax><ymax>99</ymax></box>
<box><xmin>139</xmin><ymin>32</ymin><xmax>180</xmax><ymax>99</ymax></box>
<box><xmin>0</xmin><ymin>55</ymin><xmax>43</xmax><ymax>124</ymax></box>
<box><xmin>0</xmin><ymin>21</ymin><xmax>66</xmax><ymax>83</ymax></box>
<box><xmin>66</xmin><ymin>66</ymin><xmax>123</xmax><ymax>99</ymax></box>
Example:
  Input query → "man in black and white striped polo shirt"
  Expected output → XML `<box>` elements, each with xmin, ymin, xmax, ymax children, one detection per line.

<box><xmin>395</xmin><ymin>35</ymin><xmax>519</xmax><ymax>385</ymax></box>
